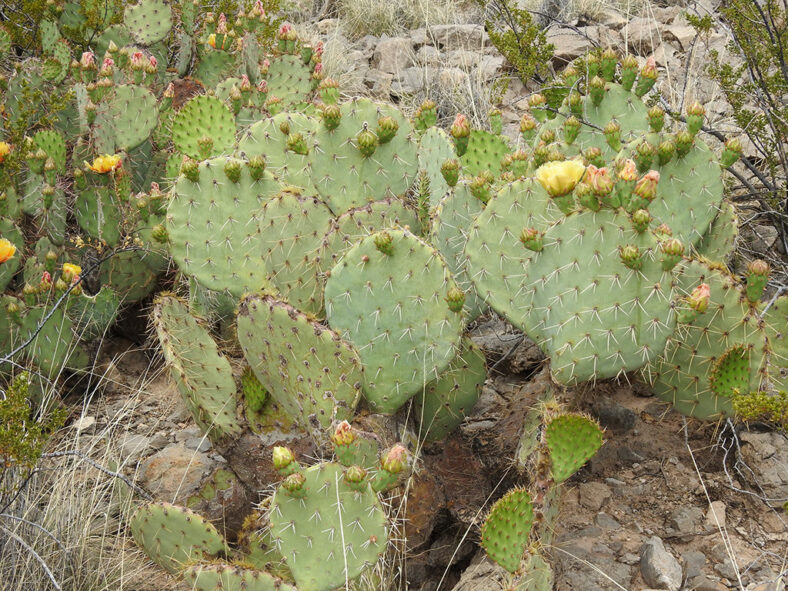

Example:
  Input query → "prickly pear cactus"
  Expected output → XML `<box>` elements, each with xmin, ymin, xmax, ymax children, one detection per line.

<box><xmin>418</xmin><ymin>127</ymin><xmax>457</xmax><ymax>206</ymax></box>
<box><xmin>460</xmin><ymin>129</ymin><xmax>511</xmax><ymax>177</ymax></box>
<box><xmin>172</xmin><ymin>95</ymin><xmax>236</xmax><ymax>159</ymax></box>
<box><xmin>236</xmin><ymin>293</ymin><xmax>363</xmax><ymax>433</ymax></box>
<box><xmin>123</xmin><ymin>0</ymin><xmax>172</xmax><ymax>45</ymax></box>
<box><xmin>153</xmin><ymin>295</ymin><xmax>242</xmax><ymax>444</ymax></box>
<box><xmin>183</xmin><ymin>563</ymin><xmax>297</xmax><ymax>591</ymax></box>
<box><xmin>129</xmin><ymin>502</ymin><xmax>228</xmax><ymax>574</ymax></box>
<box><xmin>324</xmin><ymin>228</ymin><xmax>464</xmax><ymax>413</ymax></box>
<box><xmin>481</xmin><ymin>488</ymin><xmax>534</xmax><ymax>573</ymax></box>
<box><xmin>545</xmin><ymin>413</ymin><xmax>604</xmax><ymax>483</ymax></box>
<box><xmin>93</xmin><ymin>84</ymin><xmax>159</xmax><ymax>152</ymax></box>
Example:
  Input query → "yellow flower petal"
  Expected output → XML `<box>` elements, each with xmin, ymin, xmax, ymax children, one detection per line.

<box><xmin>0</xmin><ymin>238</ymin><xmax>16</xmax><ymax>263</ymax></box>
<box><xmin>535</xmin><ymin>160</ymin><xmax>586</xmax><ymax>197</ymax></box>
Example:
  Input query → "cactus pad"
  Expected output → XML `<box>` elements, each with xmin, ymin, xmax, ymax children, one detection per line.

<box><xmin>129</xmin><ymin>502</ymin><xmax>228</xmax><ymax>574</ymax></box>
<box><xmin>418</xmin><ymin>127</ymin><xmax>456</xmax><ymax>206</ymax></box>
<box><xmin>545</xmin><ymin>413</ymin><xmax>604</xmax><ymax>483</ymax></box>
<box><xmin>183</xmin><ymin>563</ymin><xmax>297</xmax><ymax>591</ymax></box>
<box><xmin>268</xmin><ymin>462</ymin><xmax>388</xmax><ymax>591</ymax></box>
<box><xmin>324</xmin><ymin>228</ymin><xmax>464</xmax><ymax>413</ymax></box>
<box><xmin>480</xmin><ymin>488</ymin><xmax>534</xmax><ymax>573</ymax></box>
<box><xmin>237</xmin><ymin>293</ymin><xmax>363</xmax><ymax>432</ymax></box>
<box><xmin>153</xmin><ymin>295</ymin><xmax>242</xmax><ymax>443</ymax></box>
<box><xmin>173</xmin><ymin>95</ymin><xmax>236</xmax><ymax>159</ymax></box>
<box><xmin>460</xmin><ymin>129</ymin><xmax>511</xmax><ymax>177</ymax></box>
<box><xmin>709</xmin><ymin>346</ymin><xmax>751</xmax><ymax>398</ymax></box>
<box><xmin>124</xmin><ymin>0</ymin><xmax>172</xmax><ymax>45</ymax></box>
<box><xmin>264</xmin><ymin>54</ymin><xmax>313</xmax><ymax>110</ymax></box>
<box><xmin>94</xmin><ymin>84</ymin><xmax>159</xmax><ymax>152</ymax></box>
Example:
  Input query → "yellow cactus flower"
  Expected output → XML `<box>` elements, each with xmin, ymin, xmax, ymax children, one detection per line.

<box><xmin>535</xmin><ymin>159</ymin><xmax>586</xmax><ymax>197</ymax></box>
<box><xmin>0</xmin><ymin>238</ymin><xmax>16</xmax><ymax>263</ymax></box>
<box><xmin>0</xmin><ymin>142</ymin><xmax>11</xmax><ymax>163</ymax></box>
<box><xmin>208</xmin><ymin>33</ymin><xmax>217</xmax><ymax>48</ymax></box>
<box><xmin>62</xmin><ymin>263</ymin><xmax>82</xmax><ymax>283</ymax></box>
<box><xmin>85</xmin><ymin>154</ymin><xmax>122</xmax><ymax>174</ymax></box>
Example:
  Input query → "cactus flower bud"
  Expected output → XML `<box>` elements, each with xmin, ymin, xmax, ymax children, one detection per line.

<box><xmin>686</xmin><ymin>101</ymin><xmax>705</xmax><ymax>135</ymax></box>
<box><xmin>721</xmin><ymin>137</ymin><xmax>742</xmax><ymax>167</ymax></box>
<box><xmin>356</xmin><ymin>123</ymin><xmax>378</xmax><ymax>157</ymax></box>
<box><xmin>151</xmin><ymin>224</ymin><xmax>169</xmax><ymax>243</ymax></box>
<box><xmin>489</xmin><ymin>107</ymin><xmax>503</xmax><ymax>134</ymax></box>
<box><xmin>247</xmin><ymin>155</ymin><xmax>266</xmax><ymax>180</ymax></box>
<box><xmin>572</xmin><ymin>181</ymin><xmax>598</xmax><ymax>211</ymax></box>
<box><xmin>321</xmin><ymin>103</ymin><xmax>341</xmax><ymax>130</ymax></box>
<box><xmin>647</xmin><ymin>105</ymin><xmax>665</xmax><ymax>133</ymax></box>
<box><xmin>535</xmin><ymin>159</ymin><xmax>586</xmax><ymax>197</ymax></box>
<box><xmin>332</xmin><ymin>420</ymin><xmax>355</xmax><ymax>446</ymax></box>
<box><xmin>745</xmin><ymin>259</ymin><xmax>769</xmax><ymax>302</ymax></box>
<box><xmin>589</xmin><ymin>75</ymin><xmax>606</xmax><ymax>106</ymax></box>
<box><xmin>587</xmin><ymin>165</ymin><xmax>614</xmax><ymax>196</ymax></box>
<box><xmin>470</xmin><ymin>173</ymin><xmax>493</xmax><ymax>203</ymax></box>
<box><xmin>600</xmin><ymin>47</ymin><xmax>617</xmax><ymax>80</ymax></box>
<box><xmin>376</xmin><ymin>115</ymin><xmax>399</xmax><ymax>144</ymax></box>
<box><xmin>224</xmin><ymin>159</ymin><xmax>242</xmax><ymax>183</ymax></box>
<box><xmin>657</xmin><ymin>138</ymin><xmax>675</xmax><ymax>166</ymax></box>
<box><xmin>446</xmin><ymin>286</ymin><xmax>466</xmax><ymax>313</ymax></box>
<box><xmin>441</xmin><ymin>159</ymin><xmax>460</xmax><ymax>187</ymax></box>
<box><xmin>181</xmin><ymin>158</ymin><xmax>200</xmax><ymax>182</ymax></box>
<box><xmin>451</xmin><ymin>114</ymin><xmax>471</xmax><ymax>155</ymax></box>
<box><xmin>631</xmin><ymin>209</ymin><xmax>651</xmax><ymax>232</ymax></box>
<box><xmin>282</xmin><ymin>472</ymin><xmax>306</xmax><ymax>497</ymax></box>
<box><xmin>520</xmin><ymin>227</ymin><xmax>544</xmax><ymax>252</ymax></box>
<box><xmin>61</xmin><ymin>262</ymin><xmax>82</xmax><ymax>284</ymax></box>
<box><xmin>660</xmin><ymin>238</ymin><xmax>684</xmax><ymax>270</ymax></box>
<box><xmin>567</xmin><ymin>91</ymin><xmax>583</xmax><ymax>116</ymax></box>
<box><xmin>617</xmin><ymin>159</ymin><xmax>638</xmax><ymax>183</ymax></box>
<box><xmin>654</xmin><ymin>223</ymin><xmax>673</xmax><ymax>237</ymax></box>
<box><xmin>197</xmin><ymin>136</ymin><xmax>214</xmax><ymax>159</ymax></box>
<box><xmin>344</xmin><ymin>465</ymin><xmax>367</xmax><ymax>488</ymax></box>
<box><xmin>286</xmin><ymin>132</ymin><xmax>308</xmax><ymax>155</ymax></box>
<box><xmin>0</xmin><ymin>141</ymin><xmax>11</xmax><ymax>164</ymax></box>
<box><xmin>619</xmin><ymin>245</ymin><xmax>643</xmax><ymax>270</ymax></box>
<box><xmin>675</xmin><ymin>129</ymin><xmax>694</xmax><ymax>158</ymax></box>
<box><xmin>634</xmin><ymin>141</ymin><xmax>655</xmax><ymax>173</ymax></box>
<box><xmin>374</xmin><ymin>231</ymin><xmax>394</xmax><ymax>255</ymax></box>
<box><xmin>635</xmin><ymin>57</ymin><xmax>657</xmax><ymax>97</ymax></box>
<box><xmin>381</xmin><ymin>444</ymin><xmax>407</xmax><ymax>474</ymax></box>
<box><xmin>683</xmin><ymin>283</ymin><xmax>711</xmax><ymax>321</ymax></box>
<box><xmin>520</xmin><ymin>111</ymin><xmax>537</xmax><ymax>140</ymax></box>
<box><xmin>633</xmin><ymin>170</ymin><xmax>660</xmax><ymax>205</ymax></box>
<box><xmin>603</xmin><ymin>120</ymin><xmax>621</xmax><ymax>151</ymax></box>
<box><xmin>583</xmin><ymin>146</ymin><xmax>605</xmax><ymax>168</ymax></box>
<box><xmin>273</xmin><ymin>446</ymin><xmax>296</xmax><ymax>471</ymax></box>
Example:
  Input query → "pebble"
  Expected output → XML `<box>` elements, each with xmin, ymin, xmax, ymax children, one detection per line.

<box><xmin>640</xmin><ymin>536</ymin><xmax>683</xmax><ymax>591</ymax></box>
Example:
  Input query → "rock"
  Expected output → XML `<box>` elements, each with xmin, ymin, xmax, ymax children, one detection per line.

<box><xmin>410</xmin><ymin>27</ymin><xmax>429</xmax><ymax>46</ymax></box>
<box><xmin>446</xmin><ymin>49</ymin><xmax>478</xmax><ymax>68</ymax></box>
<box><xmin>402</xmin><ymin>470</ymin><xmax>446</xmax><ymax>550</ymax></box>
<box><xmin>438</xmin><ymin>67</ymin><xmax>469</xmax><ymax>88</ymax></box>
<box><xmin>392</xmin><ymin>66</ymin><xmax>433</xmax><ymax>95</ymax></box>
<box><xmin>428</xmin><ymin>24</ymin><xmax>488</xmax><ymax>50</ymax></box>
<box><xmin>185</xmin><ymin>434</ymin><xmax>211</xmax><ymax>452</ymax></box>
<box><xmin>738</xmin><ymin>431</ymin><xmax>788</xmax><ymax>504</ymax></box>
<box><xmin>691</xmin><ymin>576</ymin><xmax>728</xmax><ymax>591</ymax></box>
<box><xmin>578</xmin><ymin>481</ymin><xmax>612</xmax><ymax>511</ymax></box>
<box><xmin>749</xmin><ymin>581</ymin><xmax>787</xmax><ymax>591</ymax></box>
<box><xmin>139</xmin><ymin>444</ymin><xmax>213</xmax><ymax>499</ymax></box>
<box><xmin>714</xmin><ymin>559</ymin><xmax>738</xmax><ymax>580</ymax></box>
<box><xmin>592</xmin><ymin>397</ymin><xmax>636</xmax><ymax>433</ymax></box>
<box><xmin>316</xmin><ymin>18</ymin><xmax>340</xmax><ymax>34</ymax></box>
<box><xmin>580</xmin><ymin>25</ymin><xmax>624</xmax><ymax>49</ymax></box>
<box><xmin>184</xmin><ymin>466</ymin><xmax>251</xmax><ymax>540</ymax></box>
<box><xmin>595</xmin><ymin>512</ymin><xmax>621</xmax><ymax>530</ymax></box>
<box><xmin>73</xmin><ymin>415</ymin><xmax>96</xmax><ymax>433</ymax></box>
<box><xmin>469</xmin><ymin>318</ymin><xmax>544</xmax><ymax>374</ymax></box>
<box><xmin>682</xmin><ymin>550</ymin><xmax>707</xmax><ymax>579</ymax></box>
<box><xmin>120</xmin><ymin>433</ymin><xmax>151</xmax><ymax>461</ymax></box>
<box><xmin>624</xmin><ymin>17</ymin><xmax>662</xmax><ymax>55</ymax></box>
<box><xmin>415</xmin><ymin>45</ymin><xmax>441</xmax><ymax>66</ymax></box>
<box><xmin>372</xmin><ymin>37</ymin><xmax>414</xmax><ymax>74</ymax></box>
<box><xmin>477</xmin><ymin>55</ymin><xmax>504</xmax><ymax>79</ymax></box>
<box><xmin>664</xmin><ymin>24</ymin><xmax>697</xmax><ymax>50</ymax></box>
<box><xmin>704</xmin><ymin>500</ymin><xmax>727</xmax><ymax>531</ymax></box>
<box><xmin>557</xmin><ymin>545</ymin><xmax>633</xmax><ymax>589</ymax></box>
<box><xmin>599</xmin><ymin>11</ymin><xmax>629</xmax><ymax>30</ymax></box>
<box><xmin>365</xmin><ymin>68</ymin><xmax>394</xmax><ymax>97</ymax></box>
<box><xmin>640</xmin><ymin>536</ymin><xmax>682</xmax><ymax>591</ymax></box>
<box><xmin>450</xmin><ymin>550</ymin><xmax>508</xmax><ymax>591</ymax></box>
<box><xmin>651</xmin><ymin>43</ymin><xmax>679</xmax><ymax>70</ymax></box>
<box><xmin>356</xmin><ymin>34</ymin><xmax>379</xmax><ymax>56</ymax></box>
<box><xmin>668</xmin><ymin>505</ymin><xmax>704</xmax><ymax>537</ymax></box>
<box><xmin>546</xmin><ymin>27</ymin><xmax>595</xmax><ymax>64</ymax></box>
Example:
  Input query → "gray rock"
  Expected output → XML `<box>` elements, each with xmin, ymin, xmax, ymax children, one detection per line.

<box><xmin>372</xmin><ymin>37</ymin><xmax>414</xmax><ymax>74</ymax></box>
<box><xmin>429</xmin><ymin>24</ymin><xmax>488</xmax><ymax>50</ymax></box>
<box><xmin>364</xmin><ymin>69</ymin><xmax>394</xmax><ymax>97</ymax></box>
<box><xmin>316</xmin><ymin>18</ymin><xmax>340</xmax><ymax>34</ymax></box>
<box><xmin>439</xmin><ymin>67</ymin><xmax>469</xmax><ymax>88</ymax></box>
<box><xmin>738</xmin><ymin>431</ymin><xmax>788</xmax><ymax>503</ymax></box>
<box><xmin>139</xmin><ymin>444</ymin><xmax>214</xmax><ymax>500</ymax></box>
<box><xmin>748</xmin><ymin>581</ymin><xmax>787</xmax><ymax>591</ymax></box>
<box><xmin>640</xmin><ymin>536</ymin><xmax>682</xmax><ymax>591</ymax></box>
<box><xmin>691</xmin><ymin>578</ymin><xmax>728</xmax><ymax>591</ymax></box>
<box><xmin>682</xmin><ymin>549</ymin><xmax>706</xmax><ymax>578</ymax></box>
<box><xmin>668</xmin><ymin>505</ymin><xmax>704</xmax><ymax>536</ymax></box>
<box><xmin>663</xmin><ymin>24</ymin><xmax>697</xmax><ymax>50</ymax></box>
<box><xmin>73</xmin><ymin>415</ymin><xmax>97</xmax><ymax>433</ymax></box>
<box><xmin>356</xmin><ymin>34</ymin><xmax>379</xmax><ymax>56</ymax></box>
<box><xmin>469</xmin><ymin>318</ymin><xmax>543</xmax><ymax>374</ymax></box>
<box><xmin>185</xmin><ymin>435</ymin><xmax>212</xmax><ymax>452</ymax></box>
<box><xmin>592</xmin><ymin>397</ymin><xmax>636</xmax><ymax>433</ymax></box>
<box><xmin>410</xmin><ymin>27</ymin><xmax>429</xmax><ymax>46</ymax></box>
<box><xmin>704</xmin><ymin>500</ymin><xmax>727</xmax><ymax>531</ymax></box>
<box><xmin>120</xmin><ymin>433</ymin><xmax>151</xmax><ymax>461</ymax></box>
<box><xmin>714</xmin><ymin>559</ymin><xmax>738</xmax><ymax>581</ymax></box>
<box><xmin>578</xmin><ymin>481</ymin><xmax>612</xmax><ymax>511</ymax></box>
<box><xmin>477</xmin><ymin>55</ymin><xmax>504</xmax><ymax>79</ymax></box>
<box><xmin>415</xmin><ymin>45</ymin><xmax>441</xmax><ymax>66</ymax></box>
<box><xmin>624</xmin><ymin>17</ymin><xmax>662</xmax><ymax>56</ymax></box>
<box><xmin>595</xmin><ymin>512</ymin><xmax>621</xmax><ymax>530</ymax></box>
<box><xmin>446</xmin><ymin>49</ymin><xmax>477</xmax><ymax>69</ymax></box>
<box><xmin>392</xmin><ymin>66</ymin><xmax>434</xmax><ymax>95</ymax></box>
<box><xmin>449</xmin><ymin>550</ymin><xmax>508</xmax><ymax>591</ymax></box>
<box><xmin>546</xmin><ymin>27</ymin><xmax>595</xmax><ymax>64</ymax></box>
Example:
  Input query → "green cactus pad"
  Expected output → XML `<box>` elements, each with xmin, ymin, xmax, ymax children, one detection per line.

<box><xmin>129</xmin><ymin>502</ymin><xmax>228</xmax><ymax>574</ymax></box>
<box><xmin>75</xmin><ymin>187</ymin><xmax>122</xmax><ymax>246</ymax></box>
<box><xmin>644</xmin><ymin>260</ymin><xmax>769</xmax><ymax>419</ymax></box>
<box><xmin>517</xmin><ymin>553</ymin><xmax>554</xmax><ymax>591</ymax></box>
<box><xmin>315</xmin><ymin>198</ymin><xmax>420</xmax><ymax>280</ymax></box>
<box><xmin>414</xmin><ymin>338</ymin><xmax>486</xmax><ymax>442</ymax></box>
<box><xmin>481</xmin><ymin>487</ymin><xmax>534</xmax><ymax>573</ymax></box>
<box><xmin>33</xmin><ymin>130</ymin><xmax>67</xmax><ymax>173</ymax></box>
<box><xmin>763</xmin><ymin>296</ymin><xmax>788</xmax><ymax>391</ymax></box>
<box><xmin>94</xmin><ymin>84</ymin><xmax>159</xmax><ymax>152</ymax></box>
<box><xmin>193</xmin><ymin>48</ymin><xmax>239</xmax><ymax>88</ymax></box>
<box><xmin>460</xmin><ymin>129</ymin><xmax>511</xmax><ymax>178</ymax></box>
<box><xmin>167</xmin><ymin>155</ymin><xmax>280</xmax><ymax>297</ymax></box>
<box><xmin>325</xmin><ymin>228</ymin><xmax>464</xmax><ymax>413</ymax></box>
<box><xmin>183</xmin><ymin>563</ymin><xmax>297</xmax><ymax>591</ymax></box>
<box><xmin>94</xmin><ymin>24</ymin><xmax>133</xmax><ymax>59</ymax></box>
<box><xmin>545</xmin><ymin>413</ymin><xmax>604</xmax><ymax>483</ymax></box>
<box><xmin>238</xmin><ymin>112</ymin><xmax>318</xmax><ymax>192</ymax></box>
<box><xmin>124</xmin><ymin>0</ymin><xmax>172</xmax><ymax>45</ymax></box>
<box><xmin>695</xmin><ymin>201</ymin><xmax>738</xmax><ymax>264</ymax></box>
<box><xmin>100</xmin><ymin>249</ymin><xmax>162</xmax><ymax>303</ymax></box>
<box><xmin>68</xmin><ymin>286</ymin><xmax>120</xmax><ymax>342</ymax></box>
<box><xmin>418</xmin><ymin>127</ymin><xmax>456</xmax><ymax>206</ymax></box>
<box><xmin>237</xmin><ymin>293</ymin><xmax>363</xmax><ymax>432</ymax></box>
<box><xmin>20</xmin><ymin>305</ymin><xmax>90</xmax><ymax>375</ymax></box>
<box><xmin>258</xmin><ymin>189</ymin><xmax>334</xmax><ymax>314</ymax></box>
<box><xmin>173</xmin><ymin>95</ymin><xmax>236</xmax><ymax>159</ymax></box>
<box><xmin>269</xmin><ymin>462</ymin><xmax>388</xmax><ymax>591</ymax></box>
<box><xmin>153</xmin><ymin>295</ymin><xmax>242</xmax><ymax>443</ymax></box>
<box><xmin>0</xmin><ymin>218</ymin><xmax>24</xmax><ymax>291</ymax></box>
<box><xmin>709</xmin><ymin>346</ymin><xmax>751</xmax><ymax>398</ymax></box>
<box><xmin>310</xmin><ymin>98</ymin><xmax>418</xmax><ymax>213</ymax></box>
<box><xmin>265</xmin><ymin>53</ymin><xmax>314</xmax><ymax>110</ymax></box>
<box><xmin>430</xmin><ymin>180</ymin><xmax>488</xmax><ymax>320</ymax></box>
<box><xmin>20</xmin><ymin>173</ymin><xmax>68</xmax><ymax>245</ymax></box>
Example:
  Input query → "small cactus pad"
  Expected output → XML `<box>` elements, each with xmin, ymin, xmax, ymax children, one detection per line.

<box><xmin>324</xmin><ymin>228</ymin><xmax>464</xmax><ymax>413</ymax></box>
<box><xmin>545</xmin><ymin>413</ymin><xmax>604</xmax><ymax>483</ymax></box>
<box><xmin>414</xmin><ymin>339</ymin><xmax>486</xmax><ymax>442</ymax></box>
<box><xmin>460</xmin><ymin>129</ymin><xmax>511</xmax><ymax>177</ymax></box>
<box><xmin>763</xmin><ymin>296</ymin><xmax>788</xmax><ymax>391</ymax></box>
<box><xmin>517</xmin><ymin>553</ymin><xmax>554</xmax><ymax>591</ymax></box>
<box><xmin>269</xmin><ymin>463</ymin><xmax>388</xmax><ymax>591</ymax></box>
<box><xmin>310</xmin><ymin>98</ymin><xmax>418</xmax><ymax>213</ymax></box>
<box><xmin>695</xmin><ymin>200</ymin><xmax>738</xmax><ymax>264</ymax></box>
<box><xmin>93</xmin><ymin>84</ymin><xmax>159</xmax><ymax>152</ymax></box>
<box><xmin>129</xmin><ymin>502</ymin><xmax>228</xmax><ymax>574</ymax></box>
<box><xmin>124</xmin><ymin>0</ymin><xmax>172</xmax><ymax>45</ymax></box>
<box><xmin>166</xmin><ymin>156</ymin><xmax>280</xmax><ymax>297</ymax></box>
<box><xmin>153</xmin><ymin>295</ymin><xmax>242</xmax><ymax>443</ymax></box>
<box><xmin>418</xmin><ymin>127</ymin><xmax>457</xmax><ymax>206</ymax></box>
<box><xmin>182</xmin><ymin>563</ymin><xmax>297</xmax><ymax>591</ymax></box>
<box><xmin>173</xmin><ymin>95</ymin><xmax>236</xmax><ymax>159</ymax></box>
<box><xmin>237</xmin><ymin>293</ymin><xmax>363</xmax><ymax>432</ymax></box>
<box><xmin>21</xmin><ymin>306</ymin><xmax>90</xmax><ymax>375</ymax></box>
<box><xmin>709</xmin><ymin>346</ymin><xmax>751</xmax><ymax>398</ymax></box>
<box><xmin>264</xmin><ymin>53</ymin><xmax>314</xmax><ymax>110</ymax></box>
<box><xmin>480</xmin><ymin>488</ymin><xmax>534</xmax><ymax>573</ymax></box>
<box><xmin>258</xmin><ymin>189</ymin><xmax>334</xmax><ymax>314</ymax></box>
